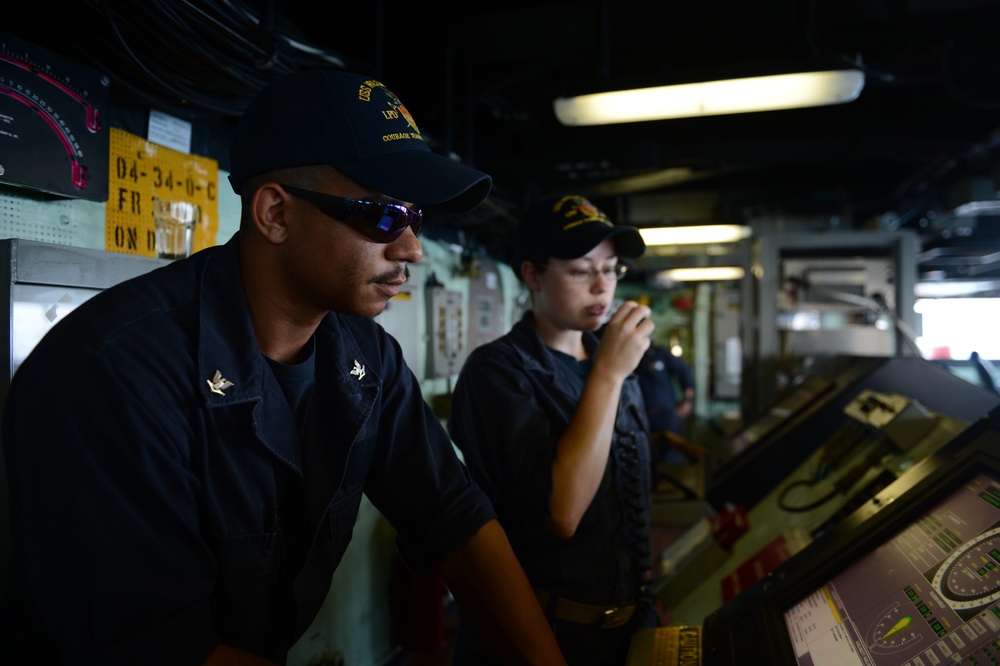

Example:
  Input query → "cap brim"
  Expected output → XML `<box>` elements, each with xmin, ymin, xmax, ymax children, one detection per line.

<box><xmin>549</xmin><ymin>225</ymin><xmax>646</xmax><ymax>260</ymax></box>
<box><xmin>608</xmin><ymin>226</ymin><xmax>646</xmax><ymax>259</ymax></box>
<box><xmin>335</xmin><ymin>150</ymin><xmax>492</xmax><ymax>214</ymax></box>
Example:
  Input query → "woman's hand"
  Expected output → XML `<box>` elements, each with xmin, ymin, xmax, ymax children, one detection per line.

<box><xmin>592</xmin><ymin>300</ymin><xmax>655</xmax><ymax>382</ymax></box>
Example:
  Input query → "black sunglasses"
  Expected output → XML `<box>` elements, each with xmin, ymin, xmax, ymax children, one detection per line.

<box><xmin>280</xmin><ymin>184</ymin><xmax>423</xmax><ymax>243</ymax></box>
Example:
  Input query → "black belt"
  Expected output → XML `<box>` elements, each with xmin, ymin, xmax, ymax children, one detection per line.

<box><xmin>535</xmin><ymin>588</ymin><xmax>636</xmax><ymax>629</ymax></box>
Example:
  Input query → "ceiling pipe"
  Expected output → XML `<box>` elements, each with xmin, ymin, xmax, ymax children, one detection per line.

<box><xmin>444</xmin><ymin>45</ymin><xmax>454</xmax><ymax>159</ymax></box>
<box><xmin>466</xmin><ymin>59</ymin><xmax>476</xmax><ymax>167</ymax></box>
<box><xmin>598</xmin><ymin>0</ymin><xmax>611</xmax><ymax>81</ymax></box>
<box><xmin>374</xmin><ymin>0</ymin><xmax>383</xmax><ymax>79</ymax></box>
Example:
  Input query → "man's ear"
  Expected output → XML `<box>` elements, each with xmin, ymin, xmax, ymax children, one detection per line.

<box><xmin>249</xmin><ymin>183</ymin><xmax>290</xmax><ymax>244</ymax></box>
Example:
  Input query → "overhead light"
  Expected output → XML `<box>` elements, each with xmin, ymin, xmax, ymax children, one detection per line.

<box><xmin>594</xmin><ymin>167</ymin><xmax>696</xmax><ymax>197</ymax></box>
<box><xmin>952</xmin><ymin>200</ymin><xmax>1000</xmax><ymax>217</ymax></box>
<box><xmin>657</xmin><ymin>267</ymin><xmax>746</xmax><ymax>282</ymax></box>
<box><xmin>916</xmin><ymin>280</ymin><xmax>1000</xmax><ymax>298</ymax></box>
<box><xmin>553</xmin><ymin>69</ymin><xmax>865</xmax><ymax>126</ymax></box>
<box><xmin>639</xmin><ymin>224</ymin><xmax>751</xmax><ymax>245</ymax></box>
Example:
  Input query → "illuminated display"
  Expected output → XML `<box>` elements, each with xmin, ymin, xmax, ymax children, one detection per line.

<box><xmin>784</xmin><ymin>473</ymin><xmax>1000</xmax><ymax>665</ymax></box>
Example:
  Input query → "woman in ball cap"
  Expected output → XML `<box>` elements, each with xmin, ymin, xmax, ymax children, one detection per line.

<box><xmin>449</xmin><ymin>194</ymin><xmax>659</xmax><ymax>664</ymax></box>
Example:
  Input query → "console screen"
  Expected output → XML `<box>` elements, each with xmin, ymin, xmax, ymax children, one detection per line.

<box><xmin>783</xmin><ymin>472</ymin><xmax>1000</xmax><ymax>665</ymax></box>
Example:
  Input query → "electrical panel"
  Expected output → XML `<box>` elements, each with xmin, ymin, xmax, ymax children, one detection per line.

<box><xmin>466</xmin><ymin>257</ymin><xmax>505</xmax><ymax>351</ymax></box>
<box><xmin>777</xmin><ymin>256</ymin><xmax>897</xmax><ymax>359</ymax></box>
<box><xmin>426</xmin><ymin>285</ymin><xmax>466</xmax><ymax>378</ymax></box>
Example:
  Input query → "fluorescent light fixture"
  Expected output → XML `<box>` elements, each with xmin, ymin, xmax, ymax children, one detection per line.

<box><xmin>594</xmin><ymin>166</ymin><xmax>696</xmax><ymax>196</ymax></box>
<box><xmin>658</xmin><ymin>267</ymin><xmax>746</xmax><ymax>282</ymax></box>
<box><xmin>639</xmin><ymin>224</ymin><xmax>751</xmax><ymax>245</ymax></box>
<box><xmin>915</xmin><ymin>280</ymin><xmax>1000</xmax><ymax>298</ymax></box>
<box><xmin>554</xmin><ymin>69</ymin><xmax>865</xmax><ymax>126</ymax></box>
<box><xmin>952</xmin><ymin>200</ymin><xmax>1000</xmax><ymax>217</ymax></box>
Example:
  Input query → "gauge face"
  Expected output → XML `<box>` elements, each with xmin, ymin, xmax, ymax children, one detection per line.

<box><xmin>868</xmin><ymin>603</ymin><xmax>924</xmax><ymax>654</ymax></box>
<box><xmin>0</xmin><ymin>34</ymin><xmax>110</xmax><ymax>200</ymax></box>
<box><xmin>931</xmin><ymin>525</ymin><xmax>1000</xmax><ymax>611</ymax></box>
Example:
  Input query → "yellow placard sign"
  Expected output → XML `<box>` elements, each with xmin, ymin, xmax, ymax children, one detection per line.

<box><xmin>105</xmin><ymin>127</ymin><xmax>219</xmax><ymax>256</ymax></box>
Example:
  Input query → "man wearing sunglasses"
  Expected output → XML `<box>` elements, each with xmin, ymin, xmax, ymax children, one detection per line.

<box><xmin>0</xmin><ymin>70</ymin><xmax>565</xmax><ymax>665</ymax></box>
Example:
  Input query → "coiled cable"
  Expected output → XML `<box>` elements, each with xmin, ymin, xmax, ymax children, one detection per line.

<box><xmin>615</xmin><ymin>403</ymin><xmax>656</xmax><ymax>626</ymax></box>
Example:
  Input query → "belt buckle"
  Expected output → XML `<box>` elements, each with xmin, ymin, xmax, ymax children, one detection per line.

<box><xmin>600</xmin><ymin>604</ymin><xmax>631</xmax><ymax>629</ymax></box>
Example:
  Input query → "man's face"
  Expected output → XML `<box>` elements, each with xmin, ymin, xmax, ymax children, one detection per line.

<box><xmin>277</xmin><ymin>169</ymin><xmax>424</xmax><ymax>318</ymax></box>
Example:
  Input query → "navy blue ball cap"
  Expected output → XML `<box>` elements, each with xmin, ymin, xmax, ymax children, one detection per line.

<box><xmin>228</xmin><ymin>69</ymin><xmax>492</xmax><ymax>213</ymax></box>
<box><xmin>513</xmin><ymin>195</ymin><xmax>645</xmax><ymax>274</ymax></box>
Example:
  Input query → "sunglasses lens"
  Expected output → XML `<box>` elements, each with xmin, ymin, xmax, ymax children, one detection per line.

<box><xmin>409</xmin><ymin>212</ymin><xmax>423</xmax><ymax>236</ymax></box>
<box><xmin>356</xmin><ymin>203</ymin><xmax>421</xmax><ymax>243</ymax></box>
<box><xmin>282</xmin><ymin>186</ymin><xmax>421</xmax><ymax>243</ymax></box>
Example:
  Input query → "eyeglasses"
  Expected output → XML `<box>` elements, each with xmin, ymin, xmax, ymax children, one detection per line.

<box><xmin>538</xmin><ymin>263</ymin><xmax>629</xmax><ymax>284</ymax></box>
<box><xmin>280</xmin><ymin>184</ymin><xmax>424</xmax><ymax>243</ymax></box>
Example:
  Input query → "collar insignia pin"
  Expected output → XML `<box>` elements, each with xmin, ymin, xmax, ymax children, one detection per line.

<box><xmin>207</xmin><ymin>370</ymin><xmax>235</xmax><ymax>395</ymax></box>
<box><xmin>350</xmin><ymin>360</ymin><xmax>366</xmax><ymax>380</ymax></box>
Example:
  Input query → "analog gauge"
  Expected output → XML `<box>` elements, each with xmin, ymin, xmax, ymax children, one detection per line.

<box><xmin>931</xmin><ymin>525</ymin><xmax>1000</xmax><ymax>611</ymax></box>
<box><xmin>868</xmin><ymin>603</ymin><xmax>923</xmax><ymax>654</ymax></box>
